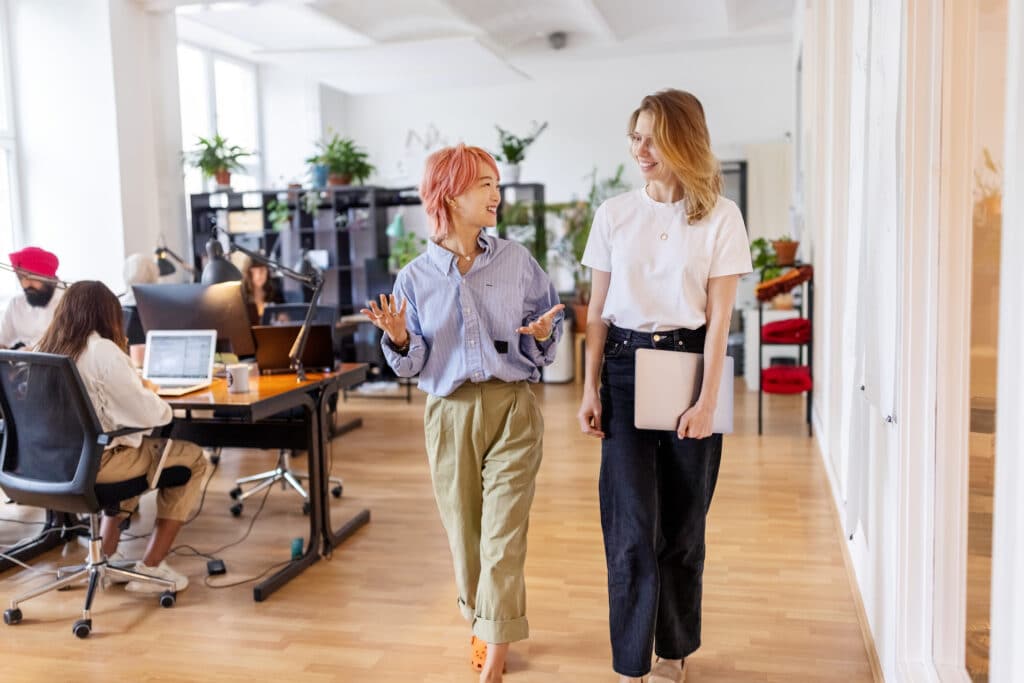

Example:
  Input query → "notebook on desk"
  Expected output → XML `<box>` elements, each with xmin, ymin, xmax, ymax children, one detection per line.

<box><xmin>634</xmin><ymin>348</ymin><xmax>734</xmax><ymax>434</ymax></box>
<box><xmin>142</xmin><ymin>329</ymin><xmax>217</xmax><ymax>396</ymax></box>
<box><xmin>252</xmin><ymin>324</ymin><xmax>335</xmax><ymax>374</ymax></box>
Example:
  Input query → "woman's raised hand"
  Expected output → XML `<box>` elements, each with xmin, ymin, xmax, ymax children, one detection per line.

<box><xmin>517</xmin><ymin>303</ymin><xmax>565</xmax><ymax>341</ymax></box>
<box><xmin>361</xmin><ymin>294</ymin><xmax>409</xmax><ymax>346</ymax></box>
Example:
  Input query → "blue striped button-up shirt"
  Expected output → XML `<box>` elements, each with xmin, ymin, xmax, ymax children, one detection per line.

<box><xmin>380</xmin><ymin>233</ymin><xmax>563</xmax><ymax>397</ymax></box>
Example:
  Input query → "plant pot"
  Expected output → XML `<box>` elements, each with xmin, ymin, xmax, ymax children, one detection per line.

<box><xmin>311</xmin><ymin>164</ymin><xmax>328</xmax><ymax>188</ymax></box>
<box><xmin>214</xmin><ymin>169</ymin><xmax>231</xmax><ymax>188</ymax></box>
<box><xmin>572</xmin><ymin>303</ymin><xmax>589</xmax><ymax>334</ymax></box>
<box><xmin>772</xmin><ymin>240</ymin><xmax>799</xmax><ymax>266</ymax></box>
<box><xmin>328</xmin><ymin>173</ymin><xmax>351</xmax><ymax>187</ymax></box>
<box><xmin>498</xmin><ymin>163</ymin><xmax>521</xmax><ymax>184</ymax></box>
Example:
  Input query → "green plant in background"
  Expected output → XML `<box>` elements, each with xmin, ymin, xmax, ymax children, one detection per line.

<box><xmin>301</xmin><ymin>190</ymin><xmax>321</xmax><ymax>216</ymax></box>
<box><xmin>307</xmin><ymin>132</ymin><xmax>375</xmax><ymax>184</ymax></box>
<box><xmin>265</xmin><ymin>199</ymin><xmax>290</xmax><ymax>231</ymax></box>
<box><xmin>185</xmin><ymin>134</ymin><xmax>250</xmax><ymax>179</ymax></box>
<box><xmin>750</xmin><ymin>237</ymin><xmax>781</xmax><ymax>282</ymax></box>
<box><xmin>494</xmin><ymin>121</ymin><xmax>549</xmax><ymax>164</ymax></box>
<box><xmin>549</xmin><ymin>164</ymin><xmax>629</xmax><ymax>301</ymax></box>
<box><xmin>388</xmin><ymin>232</ymin><xmax>427</xmax><ymax>272</ymax></box>
<box><xmin>496</xmin><ymin>201</ymin><xmax>532</xmax><ymax>235</ymax></box>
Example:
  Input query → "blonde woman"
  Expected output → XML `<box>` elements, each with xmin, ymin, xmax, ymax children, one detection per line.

<box><xmin>362</xmin><ymin>144</ymin><xmax>563</xmax><ymax>682</ymax></box>
<box><xmin>577</xmin><ymin>90</ymin><xmax>752</xmax><ymax>682</ymax></box>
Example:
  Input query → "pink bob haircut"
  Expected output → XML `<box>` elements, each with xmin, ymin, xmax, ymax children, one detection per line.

<box><xmin>419</xmin><ymin>144</ymin><xmax>500</xmax><ymax>241</ymax></box>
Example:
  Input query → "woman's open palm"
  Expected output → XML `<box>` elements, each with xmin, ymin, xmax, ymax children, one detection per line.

<box><xmin>361</xmin><ymin>294</ymin><xmax>409</xmax><ymax>345</ymax></box>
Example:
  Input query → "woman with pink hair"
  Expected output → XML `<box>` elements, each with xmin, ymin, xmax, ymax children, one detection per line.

<box><xmin>362</xmin><ymin>144</ymin><xmax>563</xmax><ymax>682</ymax></box>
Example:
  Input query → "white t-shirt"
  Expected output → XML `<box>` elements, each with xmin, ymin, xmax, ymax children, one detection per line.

<box><xmin>0</xmin><ymin>288</ymin><xmax>64</xmax><ymax>348</ymax></box>
<box><xmin>76</xmin><ymin>332</ymin><xmax>172</xmax><ymax>449</ymax></box>
<box><xmin>581</xmin><ymin>188</ymin><xmax>752</xmax><ymax>332</ymax></box>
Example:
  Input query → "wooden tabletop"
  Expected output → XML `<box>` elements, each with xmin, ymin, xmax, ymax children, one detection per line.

<box><xmin>164</xmin><ymin>362</ymin><xmax>367</xmax><ymax>412</ymax></box>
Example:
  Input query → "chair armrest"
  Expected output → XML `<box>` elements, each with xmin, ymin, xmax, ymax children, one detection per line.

<box><xmin>97</xmin><ymin>426</ymin><xmax>155</xmax><ymax>446</ymax></box>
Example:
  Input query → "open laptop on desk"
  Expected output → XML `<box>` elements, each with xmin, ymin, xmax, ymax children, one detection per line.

<box><xmin>142</xmin><ymin>329</ymin><xmax>217</xmax><ymax>396</ymax></box>
<box><xmin>252</xmin><ymin>324</ymin><xmax>335</xmax><ymax>374</ymax></box>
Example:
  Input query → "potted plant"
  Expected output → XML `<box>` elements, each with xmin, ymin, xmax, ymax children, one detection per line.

<box><xmin>186</xmin><ymin>134</ymin><xmax>250</xmax><ymax>189</ymax></box>
<box><xmin>265</xmin><ymin>198</ymin><xmax>290</xmax><ymax>232</ymax></box>
<box><xmin>750</xmin><ymin>237</ymin><xmax>781</xmax><ymax>281</ymax></box>
<box><xmin>494</xmin><ymin>121</ymin><xmax>548</xmax><ymax>183</ymax></box>
<box><xmin>308</xmin><ymin>133</ymin><xmax>375</xmax><ymax>186</ymax></box>
<box><xmin>771</xmin><ymin>234</ymin><xmax>800</xmax><ymax>266</ymax></box>
<box><xmin>388</xmin><ymin>232</ymin><xmax>427</xmax><ymax>273</ymax></box>
<box><xmin>549</xmin><ymin>164</ymin><xmax>628</xmax><ymax>331</ymax></box>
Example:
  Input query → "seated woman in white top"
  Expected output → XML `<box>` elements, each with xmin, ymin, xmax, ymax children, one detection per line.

<box><xmin>35</xmin><ymin>281</ymin><xmax>208</xmax><ymax>593</ymax></box>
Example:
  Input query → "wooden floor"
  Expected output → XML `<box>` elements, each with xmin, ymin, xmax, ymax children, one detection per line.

<box><xmin>0</xmin><ymin>380</ymin><xmax>875</xmax><ymax>682</ymax></box>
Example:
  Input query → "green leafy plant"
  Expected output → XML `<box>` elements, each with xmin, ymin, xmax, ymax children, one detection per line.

<box><xmin>265</xmin><ymin>199</ymin><xmax>290</xmax><ymax>231</ymax></box>
<box><xmin>389</xmin><ymin>232</ymin><xmax>427</xmax><ymax>272</ymax></box>
<box><xmin>306</xmin><ymin>132</ymin><xmax>375</xmax><ymax>185</ymax></box>
<box><xmin>750</xmin><ymin>237</ymin><xmax>781</xmax><ymax>282</ymax></box>
<box><xmin>549</xmin><ymin>164</ymin><xmax>629</xmax><ymax>301</ymax></box>
<box><xmin>301</xmin><ymin>190</ymin><xmax>322</xmax><ymax>216</ymax></box>
<box><xmin>773</xmin><ymin>234</ymin><xmax>794</xmax><ymax>242</ymax></box>
<box><xmin>494</xmin><ymin>121</ymin><xmax>549</xmax><ymax>164</ymax></box>
<box><xmin>185</xmin><ymin>134</ymin><xmax>250</xmax><ymax>178</ymax></box>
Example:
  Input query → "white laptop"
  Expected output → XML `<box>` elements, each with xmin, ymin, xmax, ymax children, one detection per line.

<box><xmin>634</xmin><ymin>349</ymin><xmax>734</xmax><ymax>434</ymax></box>
<box><xmin>142</xmin><ymin>329</ymin><xmax>217</xmax><ymax>397</ymax></box>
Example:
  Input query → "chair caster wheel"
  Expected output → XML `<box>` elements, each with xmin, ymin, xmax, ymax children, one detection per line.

<box><xmin>230</xmin><ymin>503</ymin><xmax>243</xmax><ymax>517</ymax></box>
<box><xmin>331</xmin><ymin>485</ymin><xmax>343</xmax><ymax>498</ymax></box>
<box><xmin>229</xmin><ymin>487</ymin><xmax>242</xmax><ymax>500</ymax></box>
<box><xmin>72</xmin><ymin>618</ymin><xmax>92</xmax><ymax>638</ymax></box>
<box><xmin>4</xmin><ymin>608</ymin><xmax>22</xmax><ymax>625</ymax></box>
<box><xmin>159</xmin><ymin>591</ymin><xmax>176</xmax><ymax>608</ymax></box>
<box><xmin>302</xmin><ymin>501</ymin><xmax>311</xmax><ymax>515</ymax></box>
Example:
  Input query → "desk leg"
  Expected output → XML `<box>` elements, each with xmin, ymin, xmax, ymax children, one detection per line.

<box><xmin>252</xmin><ymin>396</ymin><xmax>322</xmax><ymax>602</ymax></box>
<box><xmin>319</xmin><ymin>385</ymin><xmax>371</xmax><ymax>552</ymax></box>
<box><xmin>0</xmin><ymin>512</ymin><xmax>82</xmax><ymax>574</ymax></box>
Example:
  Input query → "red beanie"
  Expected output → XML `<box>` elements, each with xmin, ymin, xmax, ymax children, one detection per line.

<box><xmin>9</xmin><ymin>246</ymin><xmax>59</xmax><ymax>278</ymax></box>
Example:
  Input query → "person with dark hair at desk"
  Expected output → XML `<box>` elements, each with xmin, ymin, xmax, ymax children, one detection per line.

<box><xmin>0</xmin><ymin>246</ymin><xmax>64</xmax><ymax>349</ymax></box>
<box><xmin>239</xmin><ymin>255</ymin><xmax>283</xmax><ymax>324</ymax></box>
<box><xmin>36</xmin><ymin>281</ymin><xmax>208</xmax><ymax>593</ymax></box>
<box><xmin>363</xmin><ymin>144</ymin><xmax>563</xmax><ymax>683</ymax></box>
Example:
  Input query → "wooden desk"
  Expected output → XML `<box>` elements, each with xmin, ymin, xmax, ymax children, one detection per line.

<box><xmin>165</xmin><ymin>363</ymin><xmax>368</xmax><ymax>601</ymax></box>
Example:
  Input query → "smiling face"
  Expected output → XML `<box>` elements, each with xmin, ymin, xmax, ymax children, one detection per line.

<box><xmin>629</xmin><ymin>110</ymin><xmax>674</xmax><ymax>185</ymax></box>
<box><xmin>449</xmin><ymin>160</ymin><xmax>501</xmax><ymax>231</ymax></box>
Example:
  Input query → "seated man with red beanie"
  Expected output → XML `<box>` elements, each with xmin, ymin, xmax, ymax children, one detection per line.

<box><xmin>0</xmin><ymin>246</ymin><xmax>64</xmax><ymax>349</ymax></box>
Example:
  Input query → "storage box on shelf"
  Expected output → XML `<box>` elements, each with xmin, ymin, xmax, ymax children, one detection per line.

<box><xmin>755</xmin><ymin>263</ymin><xmax>813</xmax><ymax>436</ymax></box>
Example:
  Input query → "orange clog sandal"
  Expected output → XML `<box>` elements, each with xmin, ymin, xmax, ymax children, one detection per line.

<box><xmin>470</xmin><ymin>636</ymin><xmax>507</xmax><ymax>673</ymax></box>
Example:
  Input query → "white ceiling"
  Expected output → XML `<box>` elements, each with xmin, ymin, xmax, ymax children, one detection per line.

<box><xmin>142</xmin><ymin>0</ymin><xmax>793</xmax><ymax>94</ymax></box>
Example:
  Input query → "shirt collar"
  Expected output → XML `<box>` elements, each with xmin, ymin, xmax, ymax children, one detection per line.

<box><xmin>427</xmin><ymin>232</ymin><xmax>495</xmax><ymax>274</ymax></box>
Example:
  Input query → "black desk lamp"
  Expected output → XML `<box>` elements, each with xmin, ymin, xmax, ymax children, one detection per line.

<box><xmin>200</xmin><ymin>229</ymin><xmax>324</xmax><ymax>382</ymax></box>
<box><xmin>154</xmin><ymin>244</ymin><xmax>196</xmax><ymax>278</ymax></box>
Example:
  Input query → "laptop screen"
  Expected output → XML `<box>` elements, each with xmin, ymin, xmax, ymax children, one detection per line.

<box><xmin>146</xmin><ymin>333</ymin><xmax>215</xmax><ymax>381</ymax></box>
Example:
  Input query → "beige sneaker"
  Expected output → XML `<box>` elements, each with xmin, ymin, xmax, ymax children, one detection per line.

<box><xmin>650</xmin><ymin>657</ymin><xmax>686</xmax><ymax>683</ymax></box>
<box><xmin>124</xmin><ymin>560</ymin><xmax>188</xmax><ymax>593</ymax></box>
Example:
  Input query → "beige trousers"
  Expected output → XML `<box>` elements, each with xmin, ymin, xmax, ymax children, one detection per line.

<box><xmin>424</xmin><ymin>380</ymin><xmax>544</xmax><ymax>644</ymax></box>
<box><xmin>96</xmin><ymin>437</ymin><xmax>208</xmax><ymax>522</ymax></box>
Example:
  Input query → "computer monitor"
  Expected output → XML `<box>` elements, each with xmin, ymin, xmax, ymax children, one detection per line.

<box><xmin>132</xmin><ymin>282</ymin><xmax>256</xmax><ymax>357</ymax></box>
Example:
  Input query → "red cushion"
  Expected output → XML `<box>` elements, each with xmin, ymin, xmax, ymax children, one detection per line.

<box><xmin>761</xmin><ymin>318</ymin><xmax>811</xmax><ymax>344</ymax></box>
<box><xmin>762</xmin><ymin>366</ymin><xmax>812</xmax><ymax>394</ymax></box>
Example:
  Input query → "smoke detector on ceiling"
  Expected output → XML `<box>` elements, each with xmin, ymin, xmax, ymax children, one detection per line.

<box><xmin>547</xmin><ymin>31</ymin><xmax>568</xmax><ymax>50</ymax></box>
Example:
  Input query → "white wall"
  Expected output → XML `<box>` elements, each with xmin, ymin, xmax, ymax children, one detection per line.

<box><xmin>331</xmin><ymin>41</ymin><xmax>794</xmax><ymax>203</ymax></box>
<box><xmin>9</xmin><ymin>0</ymin><xmax>184</xmax><ymax>291</ymax></box>
<box><xmin>9</xmin><ymin>0</ymin><xmax>123</xmax><ymax>286</ymax></box>
<box><xmin>260</xmin><ymin>64</ymin><xmax>322</xmax><ymax>185</ymax></box>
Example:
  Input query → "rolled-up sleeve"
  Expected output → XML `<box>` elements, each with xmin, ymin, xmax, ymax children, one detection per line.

<box><xmin>518</xmin><ymin>256</ymin><xmax>563</xmax><ymax>368</ymax></box>
<box><xmin>380</xmin><ymin>271</ymin><xmax>429</xmax><ymax>377</ymax></box>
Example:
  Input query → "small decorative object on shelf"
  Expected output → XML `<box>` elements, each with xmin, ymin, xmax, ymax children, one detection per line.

<box><xmin>756</xmin><ymin>262</ymin><xmax>813</xmax><ymax>436</ymax></box>
<box><xmin>771</xmin><ymin>234</ymin><xmax>800</xmax><ymax>265</ymax></box>
<box><xmin>184</xmin><ymin>134</ymin><xmax>250</xmax><ymax>190</ymax></box>
<box><xmin>494</xmin><ymin>121</ymin><xmax>548</xmax><ymax>183</ymax></box>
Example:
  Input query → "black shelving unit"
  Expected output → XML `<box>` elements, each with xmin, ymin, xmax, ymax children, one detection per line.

<box><xmin>756</xmin><ymin>264</ymin><xmax>813</xmax><ymax>436</ymax></box>
<box><xmin>496</xmin><ymin>183</ymin><xmax>547</xmax><ymax>269</ymax></box>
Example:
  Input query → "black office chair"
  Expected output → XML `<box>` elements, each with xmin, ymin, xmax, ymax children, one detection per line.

<box><xmin>225</xmin><ymin>303</ymin><xmax>343</xmax><ymax>516</ymax></box>
<box><xmin>0</xmin><ymin>351</ymin><xmax>191</xmax><ymax>638</ymax></box>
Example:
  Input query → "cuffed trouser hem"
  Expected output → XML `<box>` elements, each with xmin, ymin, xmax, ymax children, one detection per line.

<box><xmin>654</xmin><ymin>641</ymin><xmax>699</xmax><ymax>661</ymax></box>
<box><xmin>458</xmin><ymin>597</ymin><xmax>475</xmax><ymax>622</ymax></box>
<box><xmin>472</xmin><ymin>615</ymin><xmax>529</xmax><ymax>644</ymax></box>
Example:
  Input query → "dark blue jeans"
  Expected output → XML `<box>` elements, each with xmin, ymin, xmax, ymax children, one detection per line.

<box><xmin>599</xmin><ymin>324</ymin><xmax>723</xmax><ymax>677</ymax></box>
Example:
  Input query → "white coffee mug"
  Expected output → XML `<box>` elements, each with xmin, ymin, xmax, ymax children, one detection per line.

<box><xmin>226</xmin><ymin>363</ymin><xmax>250</xmax><ymax>393</ymax></box>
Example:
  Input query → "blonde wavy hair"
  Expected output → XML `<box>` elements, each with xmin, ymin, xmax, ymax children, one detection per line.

<box><xmin>629</xmin><ymin>89</ymin><xmax>722</xmax><ymax>224</ymax></box>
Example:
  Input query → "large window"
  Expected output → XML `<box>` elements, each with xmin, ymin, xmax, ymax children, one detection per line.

<box><xmin>0</xmin><ymin>1</ymin><xmax>21</xmax><ymax>295</ymax></box>
<box><xmin>177</xmin><ymin>44</ymin><xmax>262</xmax><ymax>195</ymax></box>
